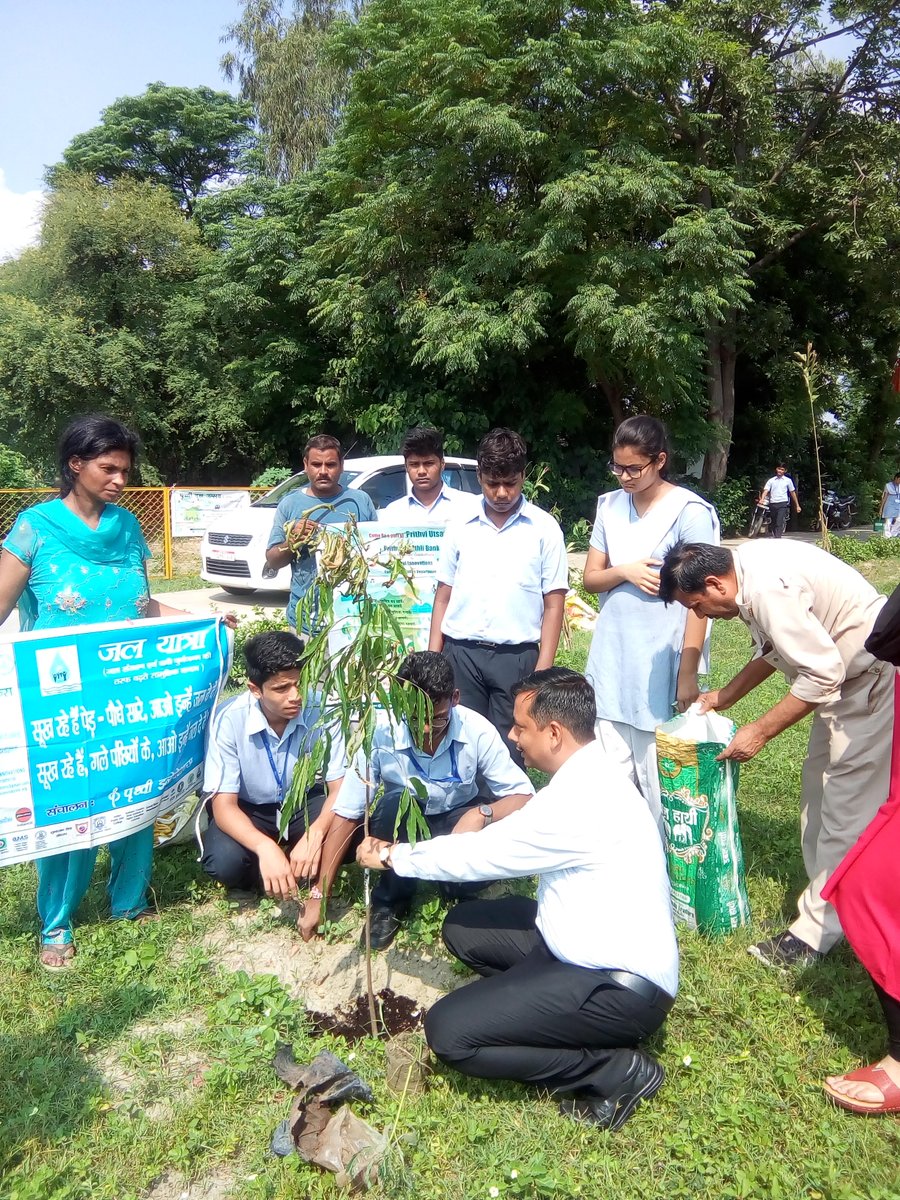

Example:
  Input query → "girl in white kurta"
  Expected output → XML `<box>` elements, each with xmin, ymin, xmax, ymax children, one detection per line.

<box><xmin>583</xmin><ymin>416</ymin><xmax>719</xmax><ymax>823</ymax></box>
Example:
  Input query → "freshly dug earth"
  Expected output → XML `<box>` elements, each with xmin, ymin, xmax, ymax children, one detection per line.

<box><xmin>307</xmin><ymin>987</ymin><xmax>424</xmax><ymax>1040</ymax></box>
<box><xmin>202</xmin><ymin>901</ymin><xmax>463</xmax><ymax>1016</ymax></box>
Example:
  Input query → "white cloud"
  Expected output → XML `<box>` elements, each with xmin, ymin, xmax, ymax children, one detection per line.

<box><xmin>0</xmin><ymin>170</ymin><xmax>44</xmax><ymax>262</ymax></box>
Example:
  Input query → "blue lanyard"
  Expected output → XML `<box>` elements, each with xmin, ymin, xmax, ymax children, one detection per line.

<box><xmin>403</xmin><ymin>739</ymin><xmax>462</xmax><ymax>788</ymax></box>
<box><xmin>263</xmin><ymin>727</ymin><xmax>298</xmax><ymax>803</ymax></box>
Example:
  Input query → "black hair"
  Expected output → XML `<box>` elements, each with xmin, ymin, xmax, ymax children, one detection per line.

<box><xmin>659</xmin><ymin>540</ymin><xmax>734</xmax><ymax>603</ymax></box>
<box><xmin>401</xmin><ymin>427</ymin><xmax>444</xmax><ymax>460</ymax></box>
<box><xmin>303</xmin><ymin>434</ymin><xmax>343</xmax><ymax>460</ymax></box>
<box><xmin>58</xmin><ymin>414</ymin><xmax>140</xmax><ymax>498</ymax></box>
<box><xmin>397</xmin><ymin>651</ymin><xmax>455</xmax><ymax>702</ymax></box>
<box><xmin>612</xmin><ymin>415</ymin><xmax>670</xmax><ymax>480</ymax></box>
<box><xmin>244</xmin><ymin>630</ymin><xmax>305</xmax><ymax>686</ymax></box>
<box><xmin>477</xmin><ymin>428</ymin><xmax>527</xmax><ymax>476</ymax></box>
<box><xmin>512</xmin><ymin>667</ymin><xmax>596</xmax><ymax>743</ymax></box>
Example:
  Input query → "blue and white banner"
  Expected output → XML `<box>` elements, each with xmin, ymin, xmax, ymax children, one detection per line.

<box><xmin>0</xmin><ymin>616</ymin><xmax>230</xmax><ymax>865</ymax></box>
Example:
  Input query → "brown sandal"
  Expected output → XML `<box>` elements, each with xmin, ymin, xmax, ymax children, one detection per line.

<box><xmin>39</xmin><ymin>942</ymin><xmax>76</xmax><ymax>971</ymax></box>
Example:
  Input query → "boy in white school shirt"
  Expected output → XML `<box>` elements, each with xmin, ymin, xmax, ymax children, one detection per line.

<box><xmin>380</xmin><ymin>426</ymin><xmax>479</xmax><ymax>525</ymax></box>
<box><xmin>295</xmin><ymin>651</ymin><xmax>534</xmax><ymax>949</ymax></box>
<box><xmin>200</xmin><ymin>631</ymin><xmax>345</xmax><ymax>900</ymax></box>
<box><xmin>428</xmin><ymin>428</ymin><xmax>569</xmax><ymax>761</ymax></box>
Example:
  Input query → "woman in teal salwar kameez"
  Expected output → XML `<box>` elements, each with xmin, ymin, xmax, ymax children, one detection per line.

<box><xmin>0</xmin><ymin>416</ymin><xmax>172</xmax><ymax>969</ymax></box>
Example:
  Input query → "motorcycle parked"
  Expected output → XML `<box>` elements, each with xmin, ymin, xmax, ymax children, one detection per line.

<box><xmin>746</xmin><ymin>499</ymin><xmax>772</xmax><ymax>538</ymax></box>
<box><xmin>813</xmin><ymin>488</ymin><xmax>856</xmax><ymax>531</ymax></box>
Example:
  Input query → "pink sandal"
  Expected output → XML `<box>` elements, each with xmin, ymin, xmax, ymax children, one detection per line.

<box><xmin>823</xmin><ymin>1063</ymin><xmax>900</xmax><ymax>1115</ymax></box>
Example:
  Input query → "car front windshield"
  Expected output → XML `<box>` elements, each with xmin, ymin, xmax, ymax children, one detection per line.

<box><xmin>253</xmin><ymin>470</ymin><xmax>360</xmax><ymax>508</ymax></box>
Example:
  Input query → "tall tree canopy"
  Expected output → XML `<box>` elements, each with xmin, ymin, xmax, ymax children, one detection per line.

<box><xmin>48</xmin><ymin>83</ymin><xmax>257</xmax><ymax>215</ymax></box>
<box><xmin>288</xmin><ymin>0</ymin><xmax>900</xmax><ymax>485</ymax></box>
<box><xmin>0</xmin><ymin>178</ymin><xmax>250</xmax><ymax>478</ymax></box>
<box><xmin>222</xmin><ymin>0</ymin><xmax>358</xmax><ymax>178</ymax></box>
<box><xmin>3</xmin><ymin>1</ymin><xmax>900</xmax><ymax>508</ymax></box>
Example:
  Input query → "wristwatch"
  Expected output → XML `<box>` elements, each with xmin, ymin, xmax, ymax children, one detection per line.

<box><xmin>378</xmin><ymin>844</ymin><xmax>393</xmax><ymax>868</ymax></box>
<box><xmin>478</xmin><ymin>804</ymin><xmax>494</xmax><ymax>828</ymax></box>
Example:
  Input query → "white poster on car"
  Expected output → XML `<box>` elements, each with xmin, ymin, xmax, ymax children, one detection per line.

<box><xmin>170</xmin><ymin>489</ymin><xmax>252</xmax><ymax>538</ymax></box>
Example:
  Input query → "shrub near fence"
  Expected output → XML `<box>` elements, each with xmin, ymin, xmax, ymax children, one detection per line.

<box><xmin>0</xmin><ymin>487</ymin><xmax>266</xmax><ymax>579</ymax></box>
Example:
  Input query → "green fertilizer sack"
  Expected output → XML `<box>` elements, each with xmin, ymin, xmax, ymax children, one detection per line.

<box><xmin>656</xmin><ymin>707</ymin><xmax>751</xmax><ymax>937</ymax></box>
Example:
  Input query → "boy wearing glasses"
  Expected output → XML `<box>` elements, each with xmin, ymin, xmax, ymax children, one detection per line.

<box><xmin>428</xmin><ymin>428</ymin><xmax>569</xmax><ymax>761</ymax></box>
<box><xmin>299</xmin><ymin>651</ymin><xmax>534</xmax><ymax>949</ymax></box>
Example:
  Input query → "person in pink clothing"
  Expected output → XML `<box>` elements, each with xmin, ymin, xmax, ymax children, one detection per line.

<box><xmin>822</xmin><ymin>599</ymin><xmax>900</xmax><ymax>1116</ymax></box>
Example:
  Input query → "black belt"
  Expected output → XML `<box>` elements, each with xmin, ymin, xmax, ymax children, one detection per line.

<box><xmin>604</xmin><ymin>970</ymin><xmax>675</xmax><ymax>1013</ymax></box>
<box><xmin>445</xmin><ymin>636</ymin><xmax>539</xmax><ymax>653</ymax></box>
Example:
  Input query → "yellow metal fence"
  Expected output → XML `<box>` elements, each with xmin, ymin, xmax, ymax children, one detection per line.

<box><xmin>0</xmin><ymin>487</ymin><xmax>267</xmax><ymax>580</ymax></box>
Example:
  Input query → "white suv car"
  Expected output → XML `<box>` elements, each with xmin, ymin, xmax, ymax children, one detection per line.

<box><xmin>200</xmin><ymin>454</ymin><xmax>480</xmax><ymax>594</ymax></box>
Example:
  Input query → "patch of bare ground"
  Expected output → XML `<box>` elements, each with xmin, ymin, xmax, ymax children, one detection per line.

<box><xmin>93</xmin><ymin>1014</ymin><xmax>208</xmax><ymax>1120</ymax></box>
<box><xmin>143</xmin><ymin>1168</ymin><xmax>236</xmax><ymax>1199</ymax></box>
<box><xmin>201</xmin><ymin>899</ymin><xmax>463</xmax><ymax>1015</ymax></box>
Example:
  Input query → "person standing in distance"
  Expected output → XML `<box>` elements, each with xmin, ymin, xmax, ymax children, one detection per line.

<box><xmin>760</xmin><ymin>464</ymin><xmax>800</xmax><ymax>538</ymax></box>
<box><xmin>878</xmin><ymin>471</ymin><xmax>900</xmax><ymax>538</ymax></box>
<box><xmin>265</xmin><ymin>435</ymin><xmax>377</xmax><ymax>631</ymax></box>
<box><xmin>380</xmin><ymin>427</ymin><xmax>479</xmax><ymax>525</ymax></box>
<box><xmin>428</xmin><ymin>429</ymin><xmax>568</xmax><ymax>761</ymax></box>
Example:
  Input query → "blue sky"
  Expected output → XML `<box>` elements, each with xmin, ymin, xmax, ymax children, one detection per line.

<box><xmin>0</xmin><ymin>0</ymin><xmax>241</xmax><ymax>257</ymax></box>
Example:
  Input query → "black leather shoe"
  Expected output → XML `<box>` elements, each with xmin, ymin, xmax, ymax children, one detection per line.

<box><xmin>361</xmin><ymin>905</ymin><xmax>402</xmax><ymax>951</ymax></box>
<box><xmin>559</xmin><ymin>1052</ymin><xmax>665</xmax><ymax>1132</ymax></box>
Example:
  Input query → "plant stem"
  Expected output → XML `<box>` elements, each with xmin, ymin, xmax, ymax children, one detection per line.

<box><xmin>797</xmin><ymin>343</ymin><xmax>829</xmax><ymax>550</ymax></box>
<box><xmin>363</xmin><ymin>785</ymin><xmax>378</xmax><ymax>1038</ymax></box>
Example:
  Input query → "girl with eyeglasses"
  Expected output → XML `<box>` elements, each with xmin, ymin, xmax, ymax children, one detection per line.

<box><xmin>582</xmin><ymin>416</ymin><xmax>719</xmax><ymax>824</ymax></box>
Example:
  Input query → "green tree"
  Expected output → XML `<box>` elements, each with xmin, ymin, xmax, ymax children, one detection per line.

<box><xmin>0</xmin><ymin>177</ymin><xmax>253</xmax><ymax>478</ymax></box>
<box><xmin>222</xmin><ymin>0</ymin><xmax>358</xmax><ymax>179</ymax></box>
<box><xmin>284</xmin><ymin>0</ymin><xmax>900</xmax><ymax>487</ymax></box>
<box><xmin>0</xmin><ymin>292</ymin><xmax>98</xmax><ymax>468</ymax></box>
<box><xmin>48</xmin><ymin>83</ymin><xmax>257</xmax><ymax>215</ymax></box>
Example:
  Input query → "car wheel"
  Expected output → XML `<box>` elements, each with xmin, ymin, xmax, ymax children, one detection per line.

<box><xmin>221</xmin><ymin>586</ymin><xmax>255</xmax><ymax>596</ymax></box>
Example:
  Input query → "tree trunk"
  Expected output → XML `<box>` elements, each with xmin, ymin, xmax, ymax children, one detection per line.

<box><xmin>598</xmin><ymin>379</ymin><xmax>625</xmax><ymax>428</ymax></box>
<box><xmin>701</xmin><ymin>312</ymin><xmax>737</xmax><ymax>490</ymax></box>
<box><xmin>863</xmin><ymin>369</ymin><xmax>900</xmax><ymax>474</ymax></box>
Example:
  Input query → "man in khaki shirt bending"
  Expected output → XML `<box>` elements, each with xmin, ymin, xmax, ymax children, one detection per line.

<box><xmin>660</xmin><ymin>540</ymin><xmax>892</xmax><ymax>970</ymax></box>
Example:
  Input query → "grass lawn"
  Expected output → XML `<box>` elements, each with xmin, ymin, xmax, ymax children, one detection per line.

<box><xmin>3</xmin><ymin>562</ymin><xmax>900</xmax><ymax>1199</ymax></box>
<box><xmin>150</xmin><ymin>573</ymin><xmax>206</xmax><ymax>593</ymax></box>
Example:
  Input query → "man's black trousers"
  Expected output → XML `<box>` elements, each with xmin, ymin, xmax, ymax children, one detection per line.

<box><xmin>769</xmin><ymin>501</ymin><xmax>790</xmax><ymax>537</ymax></box>
<box><xmin>425</xmin><ymin>897</ymin><xmax>671</xmax><ymax>1098</ymax></box>
<box><xmin>442</xmin><ymin>638</ymin><xmax>538</xmax><ymax>764</ymax></box>
<box><xmin>200</xmin><ymin>789</ymin><xmax>329</xmax><ymax>890</ymax></box>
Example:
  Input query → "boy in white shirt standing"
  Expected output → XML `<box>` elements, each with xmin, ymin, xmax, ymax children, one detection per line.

<box><xmin>428</xmin><ymin>428</ymin><xmax>568</xmax><ymax>761</ymax></box>
<box><xmin>380</xmin><ymin>426</ymin><xmax>478</xmax><ymax>525</ymax></box>
<box><xmin>760</xmin><ymin>463</ymin><xmax>800</xmax><ymax>538</ymax></box>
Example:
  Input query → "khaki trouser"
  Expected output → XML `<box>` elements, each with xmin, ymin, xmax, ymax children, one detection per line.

<box><xmin>790</xmin><ymin>663</ymin><xmax>894</xmax><ymax>953</ymax></box>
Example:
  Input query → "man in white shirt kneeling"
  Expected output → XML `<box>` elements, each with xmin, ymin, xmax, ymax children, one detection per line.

<box><xmin>358</xmin><ymin>668</ymin><xmax>678</xmax><ymax>1131</ymax></box>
